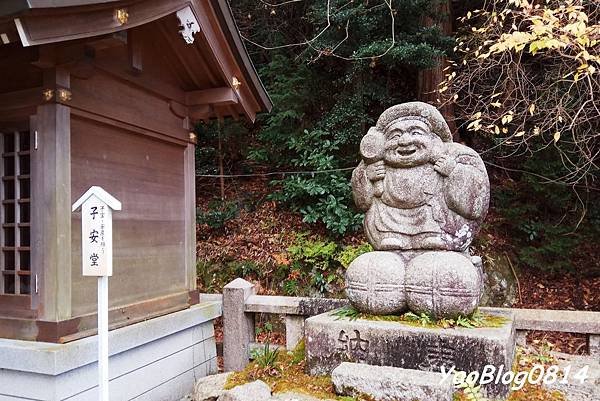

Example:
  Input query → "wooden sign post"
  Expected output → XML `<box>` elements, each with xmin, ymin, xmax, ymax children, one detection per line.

<box><xmin>72</xmin><ymin>186</ymin><xmax>122</xmax><ymax>401</ymax></box>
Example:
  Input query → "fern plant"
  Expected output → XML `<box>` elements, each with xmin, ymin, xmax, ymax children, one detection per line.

<box><xmin>454</xmin><ymin>371</ymin><xmax>487</xmax><ymax>401</ymax></box>
<box><xmin>404</xmin><ymin>311</ymin><xmax>434</xmax><ymax>327</ymax></box>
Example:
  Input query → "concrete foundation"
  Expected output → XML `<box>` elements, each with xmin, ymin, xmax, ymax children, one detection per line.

<box><xmin>0</xmin><ymin>301</ymin><xmax>221</xmax><ymax>401</ymax></box>
<box><xmin>305</xmin><ymin>310</ymin><xmax>515</xmax><ymax>398</ymax></box>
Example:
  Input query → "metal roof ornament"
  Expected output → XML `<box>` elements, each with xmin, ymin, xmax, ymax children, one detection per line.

<box><xmin>176</xmin><ymin>7</ymin><xmax>200</xmax><ymax>45</ymax></box>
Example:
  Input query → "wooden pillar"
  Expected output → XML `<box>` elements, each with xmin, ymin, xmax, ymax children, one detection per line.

<box><xmin>32</xmin><ymin>68</ymin><xmax>72</xmax><ymax>321</ymax></box>
<box><xmin>184</xmin><ymin>142</ymin><xmax>197</xmax><ymax>293</ymax></box>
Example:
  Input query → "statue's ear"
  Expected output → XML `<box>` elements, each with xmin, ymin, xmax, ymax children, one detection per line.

<box><xmin>360</xmin><ymin>127</ymin><xmax>385</xmax><ymax>162</ymax></box>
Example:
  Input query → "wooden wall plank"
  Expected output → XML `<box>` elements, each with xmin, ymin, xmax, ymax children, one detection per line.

<box><xmin>0</xmin><ymin>87</ymin><xmax>42</xmax><ymax>111</ymax></box>
<box><xmin>91</xmin><ymin>57</ymin><xmax>186</xmax><ymax>104</ymax></box>
<box><xmin>70</xmin><ymin>116</ymin><xmax>187</xmax><ymax>317</ymax></box>
<box><xmin>69</xmin><ymin>72</ymin><xmax>188</xmax><ymax>142</ymax></box>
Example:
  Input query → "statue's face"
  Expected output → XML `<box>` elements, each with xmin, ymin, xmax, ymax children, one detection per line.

<box><xmin>382</xmin><ymin>119</ymin><xmax>442</xmax><ymax>167</ymax></box>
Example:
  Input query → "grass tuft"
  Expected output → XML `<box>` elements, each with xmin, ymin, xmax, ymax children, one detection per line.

<box><xmin>331</xmin><ymin>307</ymin><xmax>509</xmax><ymax>329</ymax></box>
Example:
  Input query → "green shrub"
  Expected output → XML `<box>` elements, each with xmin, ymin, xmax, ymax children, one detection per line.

<box><xmin>285</xmin><ymin>234</ymin><xmax>374</xmax><ymax>295</ymax></box>
<box><xmin>491</xmin><ymin>153</ymin><xmax>600</xmax><ymax>275</ymax></box>
<box><xmin>286</xmin><ymin>234</ymin><xmax>339</xmax><ymax>294</ymax></box>
<box><xmin>287</xmin><ymin>233</ymin><xmax>338</xmax><ymax>271</ymax></box>
<box><xmin>196</xmin><ymin>259</ymin><xmax>266</xmax><ymax>293</ymax></box>
<box><xmin>226</xmin><ymin>0</ymin><xmax>453</xmax><ymax>236</ymax></box>
<box><xmin>336</xmin><ymin>243</ymin><xmax>373</xmax><ymax>268</ymax></box>
<box><xmin>282</xmin><ymin>279</ymin><xmax>299</xmax><ymax>296</ymax></box>
<box><xmin>271</xmin><ymin>170</ymin><xmax>364</xmax><ymax>236</ymax></box>
<box><xmin>196</xmin><ymin>200</ymin><xmax>239</xmax><ymax>230</ymax></box>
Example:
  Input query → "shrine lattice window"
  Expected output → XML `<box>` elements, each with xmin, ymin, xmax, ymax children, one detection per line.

<box><xmin>1</xmin><ymin>131</ymin><xmax>31</xmax><ymax>296</ymax></box>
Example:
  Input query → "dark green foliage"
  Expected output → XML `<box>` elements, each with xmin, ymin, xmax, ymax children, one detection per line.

<box><xmin>491</xmin><ymin>151</ymin><xmax>600</xmax><ymax>275</ymax></box>
<box><xmin>224</xmin><ymin>0</ymin><xmax>452</xmax><ymax>235</ymax></box>
<box><xmin>196</xmin><ymin>200</ymin><xmax>239</xmax><ymax>230</ymax></box>
<box><xmin>195</xmin><ymin>119</ymin><xmax>258</xmax><ymax>176</ymax></box>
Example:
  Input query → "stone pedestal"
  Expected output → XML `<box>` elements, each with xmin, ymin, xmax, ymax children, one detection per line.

<box><xmin>305</xmin><ymin>310</ymin><xmax>515</xmax><ymax>399</ymax></box>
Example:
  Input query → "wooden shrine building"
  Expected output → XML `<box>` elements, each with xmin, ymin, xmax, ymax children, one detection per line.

<box><xmin>0</xmin><ymin>2</ymin><xmax>270</xmax><ymax>398</ymax></box>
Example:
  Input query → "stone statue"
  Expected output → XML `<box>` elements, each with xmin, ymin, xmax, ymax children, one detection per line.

<box><xmin>345</xmin><ymin>102</ymin><xmax>490</xmax><ymax>318</ymax></box>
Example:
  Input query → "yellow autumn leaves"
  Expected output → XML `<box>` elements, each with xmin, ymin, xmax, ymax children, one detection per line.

<box><xmin>486</xmin><ymin>3</ymin><xmax>598</xmax><ymax>80</ymax></box>
<box><xmin>465</xmin><ymin>1</ymin><xmax>598</xmax><ymax>80</ymax></box>
<box><xmin>439</xmin><ymin>0</ymin><xmax>599</xmax><ymax>145</ymax></box>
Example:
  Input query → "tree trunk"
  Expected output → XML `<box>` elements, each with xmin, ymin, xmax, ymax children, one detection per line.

<box><xmin>418</xmin><ymin>0</ymin><xmax>458</xmax><ymax>140</ymax></box>
<box><xmin>217</xmin><ymin>117</ymin><xmax>225</xmax><ymax>200</ymax></box>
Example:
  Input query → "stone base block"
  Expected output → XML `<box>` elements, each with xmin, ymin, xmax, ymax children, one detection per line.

<box><xmin>332</xmin><ymin>362</ymin><xmax>453</xmax><ymax>401</ymax></box>
<box><xmin>306</xmin><ymin>310</ymin><xmax>515</xmax><ymax>399</ymax></box>
<box><xmin>0</xmin><ymin>302</ymin><xmax>221</xmax><ymax>401</ymax></box>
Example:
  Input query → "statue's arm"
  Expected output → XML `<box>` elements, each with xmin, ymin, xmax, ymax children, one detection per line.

<box><xmin>444</xmin><ymin>155</ymin><xmax>490</xmax><ymax>220</ymax></box>
<box><xmin>351</xmin><ymin>161</ymin><xmax>374</xmax><ymax>211</ymax></box>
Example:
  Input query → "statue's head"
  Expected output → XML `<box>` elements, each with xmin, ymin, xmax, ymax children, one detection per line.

<box><xmin>360</xmin><ymin>102</ymin><xmax>452</xmax><ymax>168</ymax></box>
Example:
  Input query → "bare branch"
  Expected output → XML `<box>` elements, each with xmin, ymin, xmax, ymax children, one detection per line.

<box><xmin>240</xmin><ymin>0</ymin><xmax>396</xmax><ymax>61</ymax></box>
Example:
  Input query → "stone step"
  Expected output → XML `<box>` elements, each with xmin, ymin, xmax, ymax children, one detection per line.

<box><xmin>332</xmin><ymin>362</ymin><xmax>454</xmax><ymax>401</ymax></box>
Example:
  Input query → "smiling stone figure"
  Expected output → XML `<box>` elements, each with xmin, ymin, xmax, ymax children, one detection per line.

<box><xmin>346</xmin><ymin>102</ymin><xmax>490</xmax><ymax>318</ymax></box>
<box><xmin>352</xmin><ymin>102</ymin><xmax>489</xmax><ymax>251</ymax></box>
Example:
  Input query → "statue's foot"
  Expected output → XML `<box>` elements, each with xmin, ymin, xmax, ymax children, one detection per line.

<box><xmin>405</xmin><ymin>251</ymin><xmax>482</xmax><ymax>319</ymax></box>
<box><xmin>345</xmin><ymin>251</ymin><xmax>407</xmax><ymax>315</ymax></box>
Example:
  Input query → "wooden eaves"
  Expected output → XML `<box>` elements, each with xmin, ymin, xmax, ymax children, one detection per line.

<box><xmin>0</xmin><ymin>0</ymin><xmax>273</xmax><ymax>122</ymax></box>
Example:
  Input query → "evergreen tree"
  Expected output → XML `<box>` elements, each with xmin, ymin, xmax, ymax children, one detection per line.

<box><xmin>202</xmin><ymin>1</ymin><xmax>453</xmax><ymax>235</ymax></box>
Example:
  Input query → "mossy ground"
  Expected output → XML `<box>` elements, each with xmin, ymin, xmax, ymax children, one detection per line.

<box><xmin>227</xmin><ymin>340</ymin><xmax>566</xmax><ymax>401</ymax></box>
<box><xmin>225</xmin><ymin>341</ymin><xmax>373</xmax><ymax>401</ymax></box>
<box><xmin>452</xmin><ymin>382</ymin><xmax>566</xmax><ymax>401</ymax></box>
<box><xmin>451</xmin><ymin>384</ymin><xmax>567</xmax><ymax>401</ymax></box>
<box><xmin>453</xmin><ymin>345</ymin><xmax>566</xmax><ymax>401</ymax></box>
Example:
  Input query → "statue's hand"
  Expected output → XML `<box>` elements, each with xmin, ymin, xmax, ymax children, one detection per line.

<box><xmin>433</xmin><ymin>154</ymin><xmax>457</xmax><ymax>177</ymax></box>
<box><xmin>365</xmin><ymin>160</ymin><xmax>386</xmax><ymax>182</ymax></box>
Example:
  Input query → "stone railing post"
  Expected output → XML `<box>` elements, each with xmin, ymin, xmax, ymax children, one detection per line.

<box><xmin>516</xmin><ymin>330</ymin><xmax>527</xmax><ymax>347</ymax></box>
<box><xmin>223</xmin><ymin>278</ymin><xmax>256</xmax><ymax>372</ymax></box>
<box><xmin>285</xmin><ymin>315</ymin><xmax>305</xmax><ymax>351</ymax></box>
<box><xmin>590</xmin><ymin>334</ymin><xmax>599</xmax><ymax>358</ymax></box>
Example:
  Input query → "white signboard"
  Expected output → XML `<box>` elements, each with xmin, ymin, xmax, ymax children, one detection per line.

<box><xmin>72</xmin><ymin>186</ymin><xmax>121</xmax><ymax>401</ymax></box>
<box><xmin>81</xmin><ymin>201</ymin><xmax>112</xmax><ymax>276</ymax></box>
<box><xmin>72</xmin><ymin>186</ymin><xmax>122</xmax><ymax>277</ymax></box>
